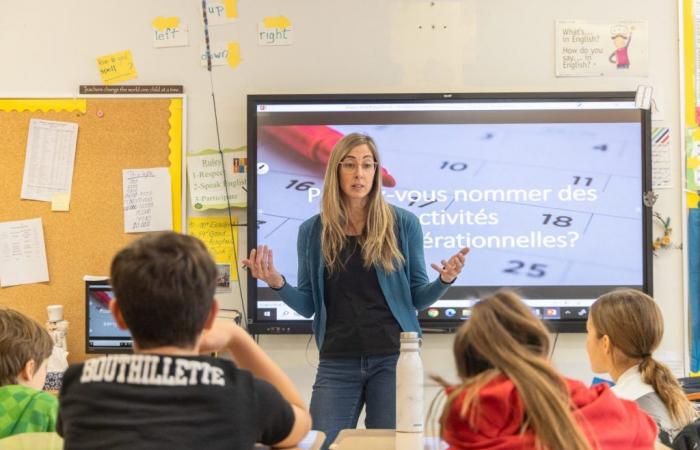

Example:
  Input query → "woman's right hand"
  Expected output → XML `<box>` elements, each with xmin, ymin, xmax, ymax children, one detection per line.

<box><xmin>242</xmin><ymin>245</ymin><xmax>285</xmax><ymax>289</ymax></box>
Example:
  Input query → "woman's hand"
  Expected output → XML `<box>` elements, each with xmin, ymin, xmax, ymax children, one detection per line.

<box><xmin>242</xmin><ymin>244</ymin><xmax>285</xmax><ymax>289</ymax></box>
<box><xmin>431</xmin><ymin>247</ymin><xmax>469</xmax><ymax>284</ymax></box>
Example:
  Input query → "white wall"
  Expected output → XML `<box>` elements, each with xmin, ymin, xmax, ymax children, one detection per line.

<box><xmin>0</xmin><ymin>0</ymin><xmax>686</xmax><ymax>417</ymax></box>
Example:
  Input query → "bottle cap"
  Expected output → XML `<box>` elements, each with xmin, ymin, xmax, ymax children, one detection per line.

<box><xmin>400</xmin><ymin>332</ymin><xmax>420</xmax><ymax>343</ymax></box>
<box><xmin>47</xmin><ymin>305</ymin><xmax>63</xmax><ymax>322</ymax></box>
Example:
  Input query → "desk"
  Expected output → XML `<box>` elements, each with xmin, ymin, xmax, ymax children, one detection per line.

<box><xmin>0</xmin><ymin>432</ymin><xmax>63</xmax><ymax>450</ymax></box>
<box><xmin>329</xmin><ymin>429</ymin><xmax>446</xmax><ymax>450</ymax></box>
<box><xmin>255</xmin><ymin>430</ymin><xmax>326</xmax><ymax>450</ymax></box>
<box><xmin>0</xmin><ymin>431</ymin><xmax>324</xmax><ymax>450</ymax></box>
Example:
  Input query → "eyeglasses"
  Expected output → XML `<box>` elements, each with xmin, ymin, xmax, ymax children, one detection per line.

<box><xmin>338</xmin><ymin>161</ymin><xmax>378</xmax><ymax>172</ymax></box>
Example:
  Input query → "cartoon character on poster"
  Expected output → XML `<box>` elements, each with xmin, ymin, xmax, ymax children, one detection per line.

<box><xmin>609</xmin><ymin>24</ymin><xmax>632</xmax><ymax>69</ymax></box>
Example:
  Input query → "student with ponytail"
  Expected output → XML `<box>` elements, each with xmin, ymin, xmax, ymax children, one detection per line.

<box><xmin>587</xmin><ymin>289</ymin><xmax>697</xmax><ymax>444</ymax></box>
<box><xmin>434</xmin><ymin>290</ymin><xmax>657</xmax><ymax>450</ymax></box>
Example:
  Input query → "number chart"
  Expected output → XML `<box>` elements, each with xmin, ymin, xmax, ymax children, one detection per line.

<box><xmin>256</xmin><ymin>123</ymin><xmax>643</xmax><ymax>288</ymax></box>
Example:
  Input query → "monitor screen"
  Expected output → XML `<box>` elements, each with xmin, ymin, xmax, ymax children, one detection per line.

<box><xmin>246</xmin><ymin>92</ymin><xmax>652</xmax><ymax>333</ymax></box>
<box><xmin>85</xmin><ymin>281</ymin><xmax>133</xmax><ymax>353</ymax></box>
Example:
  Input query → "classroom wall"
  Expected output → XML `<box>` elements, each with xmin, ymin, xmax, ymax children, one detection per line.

<box><xmin>0</xmin><ymin>0</ymin><xmax>685</xmax><ymax>414</ymax></box>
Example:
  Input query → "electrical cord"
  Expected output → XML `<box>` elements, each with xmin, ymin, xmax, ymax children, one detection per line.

<box><xmin>201</xmin><ymin>0</ymin><xmax>247</xmax><ymax>328</ymax></box>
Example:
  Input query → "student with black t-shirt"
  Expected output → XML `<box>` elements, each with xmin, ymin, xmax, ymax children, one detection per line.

<box><xmin>244</xmin><ymin>133</ymin><xmax>469</xmax><ymax>448</ymax></box>
<box><xmin>57</xmin><ymin>232</ymin><xmax>311</xmax><ymax>450</ymax></box>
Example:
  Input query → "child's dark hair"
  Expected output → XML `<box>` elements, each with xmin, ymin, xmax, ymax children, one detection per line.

<box><xmin>110</xmin><ymin>232</ymin><xmax>218</xmax><ymax>350</ymax></box>
<box><xmin>0</xmin><ymin>308</ymin><xmax>54</xmax><ymax>386</ymax></box>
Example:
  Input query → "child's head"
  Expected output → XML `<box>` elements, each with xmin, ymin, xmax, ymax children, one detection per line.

<box><xmin>442</xmin><ymin>290</ymin><xmax>591</xmax><ymax>450</ymax></box>
<box><xmin>612</xmin><ymin>34</ymin><xmax>628</xmax><ymax>48</ymax></box>
<box><xmin>588</xmin><ymin>288</ymin><xmax>695</xmax><ymax>427</ymax></box>
<box><xmin>587</xmin><ymin>288</ymin><xmax>661</xmax><ymax>374</ymax></box>
<box><xmin>452</xmin><ymin>290</ymin><xmax>549</xmax><ymax>378</ymax></box>
<box><xmin>109</xmin><ymin>231</ymin><xmax>218</xmax><ymax>351</ymax></box>
<box><xmin>0</xmin><ymin>308</ymin><xmax>54</xmax><ymax>389</ymax></box>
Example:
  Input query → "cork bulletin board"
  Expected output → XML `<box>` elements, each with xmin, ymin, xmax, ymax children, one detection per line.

<box><xmin>0</xmin><ymin>97</ymin><xmax>184</xmax><ymax>362</ymax></box>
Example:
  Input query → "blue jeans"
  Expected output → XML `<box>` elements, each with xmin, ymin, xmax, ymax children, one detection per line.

<box><xmin>310</xmin><ymin>353</ymin><xmax>399</xmax><ymax>450</ymax></box>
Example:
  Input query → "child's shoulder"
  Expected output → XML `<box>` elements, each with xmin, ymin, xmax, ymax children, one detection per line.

<box><xmin>0</xmin><ymin>384</ymin><xmax>57</xmax><ymax>410</ymax></box>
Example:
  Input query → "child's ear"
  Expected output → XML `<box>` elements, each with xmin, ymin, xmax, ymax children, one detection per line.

<box><xmin>203</xmin><ymin>299</ymin><xmax>220</xmax><ymax>330</ymax></box>
<box><xmin>109</xmin><ymin>299</ymin><xmax>129</xmax><ymax>331</ymax></box>
<box><xmin>18</xmin><ymin>359</ymin><xmax>36</xmax><ymax>383</ymax></box>
<box><xmin>601</xmin><ymin>335</ymin><xmax>612</xmax><ymax>354</ymax></box>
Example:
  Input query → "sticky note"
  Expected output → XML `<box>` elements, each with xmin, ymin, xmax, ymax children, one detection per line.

<box><xmin>688</xmin><ymin>191</ymin><xmax>699</xmax><ymax>209</ymax></box>
<box><xmin>96</xmin><ymin>50</ymin><xmax>138</xmax><ymax>85</ymax></box>
<box><xmin>258</xmin><ymin>17</ymin><xmax>294</xmax><ymax>46</ymax></box>
<box><xmin>688</xmin><ymin>157</ymin><xmax>700</xmax><ymax>170</ymax></box>
<box><xmin>263</xmin><ymin>16</ymin><xmax>291</xmax><ymax>28</ymax></box>
<box><xmin>227</xmin><ymin>42</ymin><xmax>241</xmax><ymax>69</ymax></box>
<box><xmin>224</xmin><ymin>0</ymin><xmax>237</xmax><ymax>18</ymax></box>
<box><xmin>152</xmin><ymin>17</ymin><xmax>188</xmax><ymax>48</ymax></box>
<box><xmin>51</xmin><ymin>192</ymin><xmax>70</xmax><ymax>211</ymax></box>
<box><xmin>152</xmin><ymin>17</ymin><xmax>179</xmax><ymax>31</ymax></box>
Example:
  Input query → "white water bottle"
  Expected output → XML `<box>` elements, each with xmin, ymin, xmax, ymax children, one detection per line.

<box><xmin>396</xmin><ymin>331</ymin><xmax>424</xmax><ymax>434</ymax></box>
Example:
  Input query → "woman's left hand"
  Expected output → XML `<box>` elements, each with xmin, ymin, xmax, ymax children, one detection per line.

<box><xmin>431</xmin><ymin>247</ymin><xmax>469</xmax><ymax>284</ymax></box>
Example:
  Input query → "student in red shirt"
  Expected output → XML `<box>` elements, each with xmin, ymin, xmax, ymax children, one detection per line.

<box><xmin>433</xmin><ymin>290</ymin><xmax>658</xmax><ymax>450</ymax></box>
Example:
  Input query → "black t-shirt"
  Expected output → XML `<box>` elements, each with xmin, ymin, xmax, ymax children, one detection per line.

<box><xmin>321</xmin><ymin>236</ymin><xmax>402</xmax><ymax>357</ymax></box>
<box><xmin>57</xmin><ymin>354</ymin><xmax>294</xmax><ymax>450</ymax></box>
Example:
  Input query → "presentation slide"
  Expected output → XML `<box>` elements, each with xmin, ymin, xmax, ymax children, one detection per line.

<box><xmin>250</xmin><ymin>99</ymin><xmax>647</xmax><ymax>326</ymax></box>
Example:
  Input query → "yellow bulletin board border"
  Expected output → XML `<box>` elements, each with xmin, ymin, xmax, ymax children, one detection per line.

<box><xmin>0</xmin><ymin>99</ymin><xmax>87</xmax><ymax>113</ymax></box>
<box><xmin>682</xmin><ymin>0</ymin><xmax>697</xmax><ymax>375</ymax></box>
<box><xmin>168</xmin><ymin>98</ymin><xmax>185</xmax><ymax>232</ymax></box>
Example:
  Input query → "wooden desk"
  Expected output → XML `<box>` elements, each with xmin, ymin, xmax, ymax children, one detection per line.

<box><xmin>256</xmin><ymin>430</ymin><xmax>326</xmax><ymax>450</ymax></box>
<box><xmin>0</xmin><ymin>432</ymin><xmax>63</xmax><ymax>450</ymax></box>
<box><xmin>329</xmin><ymin>429</ymin><xmax>446</xmax><ymax>450</ymax></box>
<box><xmin>0</xmin><ymin>430</ymin><xmax>324</xmax><ymax>450</ymax></box>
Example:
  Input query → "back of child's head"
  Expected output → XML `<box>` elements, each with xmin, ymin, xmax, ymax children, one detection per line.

<box><xmin>0</xmin><ymin>308</ymin><xmax>53</xmax><ymax>386</ymax></box>
<box><xmin>110</xmin><ymin>231</ymin><xmax>218</xmax><ymax>350</ymax></box>
<box><xmin>441</xmin><ymin>290</ymin><xmax>592</xmax><ymax>450</ymax></box>
<box><xmin>591</xmin><ymin>289</ymin><xmax>696</xmax><ymax>428</ymax></box>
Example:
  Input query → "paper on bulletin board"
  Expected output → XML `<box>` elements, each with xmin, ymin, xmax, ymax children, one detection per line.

<box><xmin>187</xmin><ymin>147</ymin><xmax>247</xmax><ymax>210</ymax></box>
<box><xmin>651</xmin><ymin>127</ymin><xmax>672</xmax><ymax>189</ymax></box>
<box><xmin>21</xmin><ymin>119</ymin><xmax>78</xmax><ymax>202</ymax></box>
<box><xmin>152</xmin><ymin>17</ymin><xmax>188</xmax><ymax>48</ymax></box>
<box><xmin>0</xmin><ymin>218</ymin><xmax>49</xmax><ymax>287</ymax></box>
<box><xmin>122</xmin><ymin>168</ymin><xmax>173</xmax><ymax>233</ymax></box>
<box><xmin>687</xmin><ymin>127</ymin><xmax>700</xmax><ymax>190</ymax></box>
<box><xmin>188</xmin><ymin>216</ymin><xmax>239</xmax><ymax>278</ymax></box>
<box><xmin>96</xmin><ymin>50</ymin><xmax>138</xmax><ymax>85</ymax></box>
<box><xmin>51</xmin><ymin>192</ymin><xmax>70</xmax><ymax>211</ymax></box>
<box><xmin>258</xmin><ymin>16</ymin><xmax>293</xmax><ymax>46</ymax></box>
<box><xmin>555</xmin><ymin>20</ymin><xmax>648</xmax><ymax>77</ymax></box>
<box><xmin>204</xmin><ymin>0</ymin><xmax>237</xmax><ymax>26</ymax></box>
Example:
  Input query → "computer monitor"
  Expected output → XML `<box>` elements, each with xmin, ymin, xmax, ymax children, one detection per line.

<box><xmin>85</xmin><ymin>280</ymin><xmax>133</xmax><ymax>353</ymax></box>
<box><xmin>247</xmin><ymin>92</ymin><xmax>653</xmax><ymax>334</ymax></box>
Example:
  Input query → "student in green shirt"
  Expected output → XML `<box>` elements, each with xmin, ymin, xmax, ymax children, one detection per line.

<box><xmin>0</xmin><ymin>308</ymin><xmax>58</xmax><ymax>438</ymax></box>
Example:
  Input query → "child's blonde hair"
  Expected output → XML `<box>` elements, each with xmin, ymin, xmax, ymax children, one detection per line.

<box><xmin>591</xmin><ymin>289</ymin><xmax>696</xmax><ymax>428</ymax></box>
<box><xmin>435</xmin><ymin>290</ymin><xmax>592</xmax><ymax>450</ymax></box>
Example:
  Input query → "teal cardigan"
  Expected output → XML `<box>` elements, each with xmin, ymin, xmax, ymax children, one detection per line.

<box><xmin>276</xmin><ymin>206</ymin><xmax>451</xmax><ymax>350</ymax></box>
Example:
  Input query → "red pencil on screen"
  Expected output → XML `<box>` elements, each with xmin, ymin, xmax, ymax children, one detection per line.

<box><xmin>260</xmin><ymin>125</ymin><xmax>397</xmax><ymax>187</ymax></box>
<box><xmin>91</xmin><ymin>291</ymin><xmax>112</xmax><ymax>308</ymax></box>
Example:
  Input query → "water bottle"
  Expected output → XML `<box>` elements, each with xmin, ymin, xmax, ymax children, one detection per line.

<box><xmin>396</xmin><ymin>331</ymin><xmax>424</xmax><ymax>433</ymax></box>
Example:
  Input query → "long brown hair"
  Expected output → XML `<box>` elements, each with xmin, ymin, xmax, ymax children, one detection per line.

<box><xmin>435</xmin><ymin>291</ymin><xmax>592</xmax><ymax>450</ymax></box>
<box><xmin>591</xmin><ymin>289</ymin><xmax>696</xmax><ymax>428</ymax></box>
<box><xmin>320</xmin><ymin>133</ymin><xmax>404</xmax><ymax>273</ymax></box>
